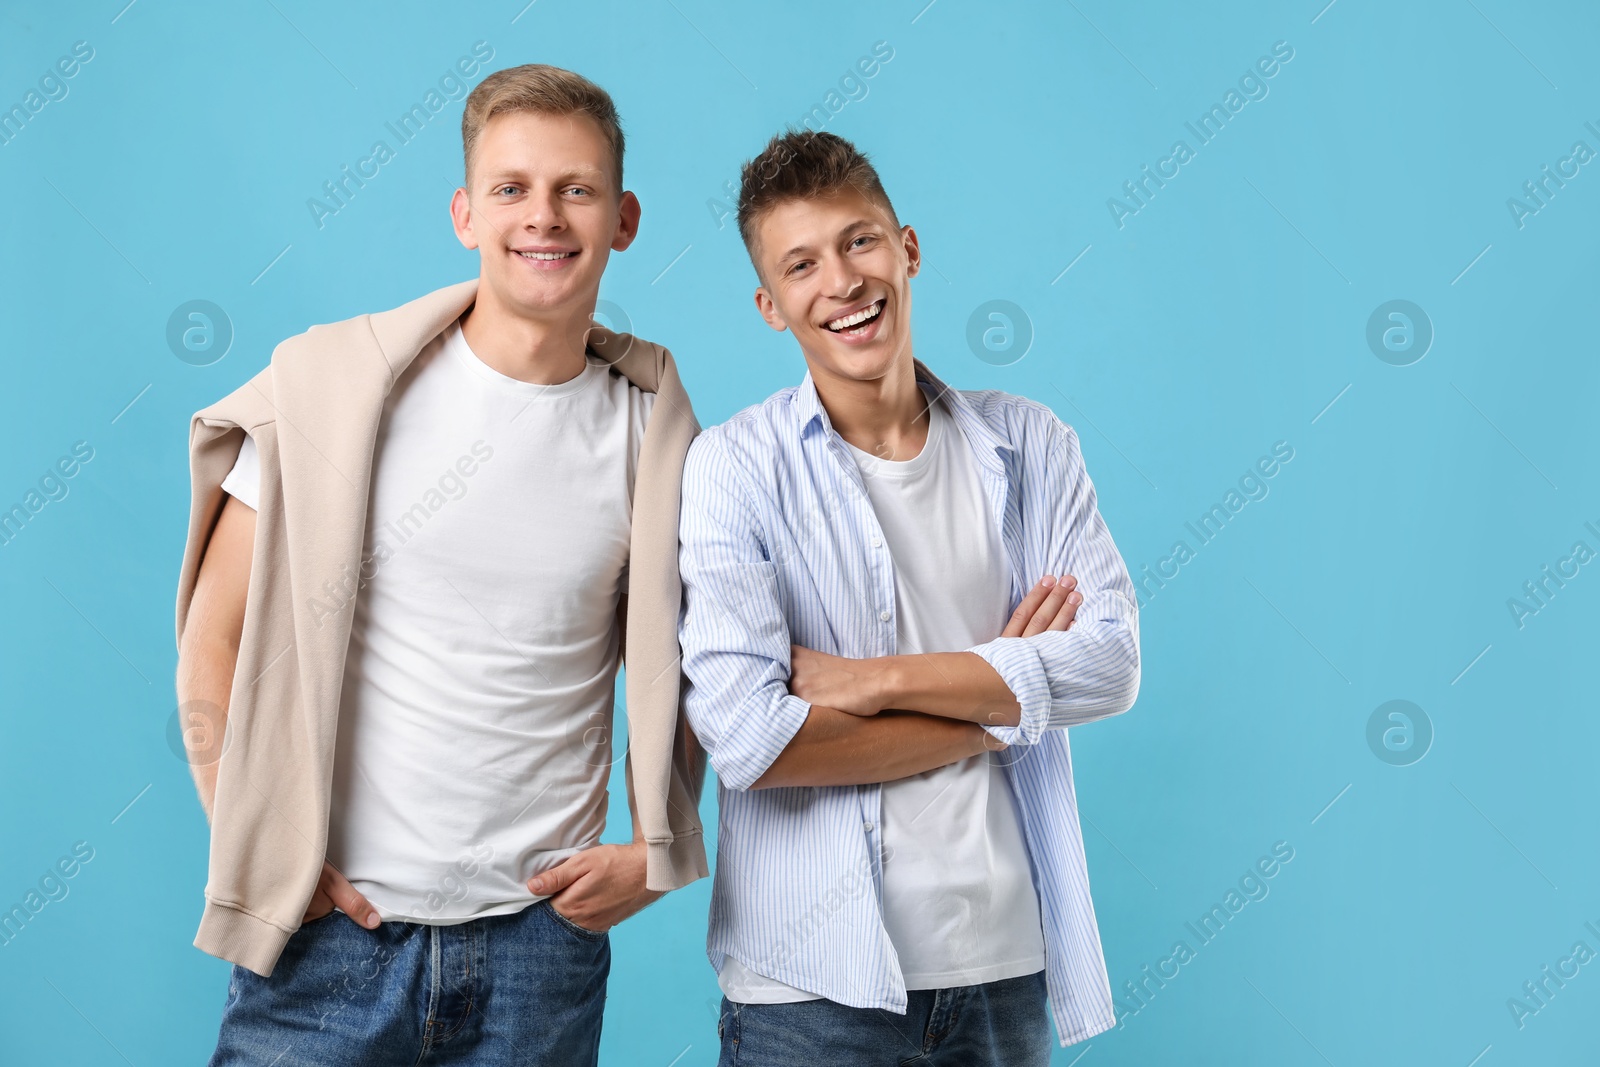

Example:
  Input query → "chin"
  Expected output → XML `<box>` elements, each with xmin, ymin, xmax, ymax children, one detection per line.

<box><xmin>812</xmin><ymin>342</ymin><xmax>898</xmax><ymax>382</ymax></box>
<box><xmin>501</xmin><ymin>277</ymin><xmax>580</xmax><ymax>315</ymax></box>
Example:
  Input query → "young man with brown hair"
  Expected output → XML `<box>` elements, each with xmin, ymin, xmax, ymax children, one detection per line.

<box><xmin>176</xmin><ymin>64</ymin><xmax>706</xmax><ymax>1065</ymax></box>
<box><xmin>677</xmin><ymin>130</ymin><xmax>1141</xmax><ymax>1063</ymax></box>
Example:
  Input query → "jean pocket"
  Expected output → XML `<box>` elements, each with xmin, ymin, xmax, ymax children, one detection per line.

<box><xmin>544</xmin><ymin>901</ymin><xmax>607</xmax><ymax>941</ymax></box>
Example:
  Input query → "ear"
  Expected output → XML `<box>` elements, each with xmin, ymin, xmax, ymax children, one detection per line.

<box><xmin>754</xmin><ymin>287</ymin><xmax>788</xmax><ymax>333</ymax></box>
<box><xmin>612</xmin><ymin>190</ymin><xmax>642</xmax><ymax>252</ymax></box>
<box><xmin>901</xmin><ymin>224</ymin><xmax>921</xmax><ymax>279</ymax></box>
<box><xmin>450</xmin><ymin>186</ymin><xmax>480</xmax><ymax>251</ymax></box>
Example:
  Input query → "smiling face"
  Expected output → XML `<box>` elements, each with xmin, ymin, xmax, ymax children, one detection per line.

<box><xmin>450</xmin><ymin>109</ymin><xmax>639</xmax><ymax>325</ymax></box>
<box><xmin>752</xmin><ymin>185</ymin><xmax>920</xmax><ymax>387</ymax></box>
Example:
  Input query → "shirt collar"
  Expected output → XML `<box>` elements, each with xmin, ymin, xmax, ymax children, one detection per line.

<box><xmin>793</xmin><ymin>367</ymin><xmax>829</xmax><ymax>437</ymax></box>
<box><xmin>794</xmin><ymin>359</ymin><xmax>1012</xmax><ymax>477</ymax></box>
<box><xmin>915</xmin><ymin>361</ymin><xmax>1013</xmax><ymax>476</ymax></box>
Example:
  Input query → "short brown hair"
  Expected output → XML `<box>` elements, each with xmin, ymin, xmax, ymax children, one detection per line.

<box><xmin>462</xmin><ymin>64</ymin><xmax>624</xmax><ymax>192</ymax></box>
<box><xmin>736</xmin><ymin>129</ymin><xmax>899</xmax><ymax>258</ymax></box>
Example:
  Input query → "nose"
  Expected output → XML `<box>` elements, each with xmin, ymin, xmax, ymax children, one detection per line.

<box><xmin>819</xmin><ymin>251</ymin><xmax>863</xmax><ymax>302</ymax></box>
<box><xmin>520</xmin><ymin>186</ymin><xmax>566</xmax><ymax>234</ymax></box>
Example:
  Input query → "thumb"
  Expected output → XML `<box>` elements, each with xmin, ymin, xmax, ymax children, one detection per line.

<box><xmin>529</xmin><ymin>854</ymin><xmax>586</xmax><ymax>896</ymax></box>
<box><xmin>322</xmin><ymin>863</ymin><xmax>380</xmax><ymax>929</ymax></box>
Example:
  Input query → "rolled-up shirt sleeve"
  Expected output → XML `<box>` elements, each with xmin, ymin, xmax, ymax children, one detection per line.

<box><xmin>968</xmin><ymin>418</ymin><xmax>1141</xmax><ymax>746</ymax></box>
<box><xmin>678</xmin><ymin>433</ymin><xmax>812</xmax><ymax>791</ymax></box>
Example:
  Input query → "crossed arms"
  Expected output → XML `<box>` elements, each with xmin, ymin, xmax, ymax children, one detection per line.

<box><xmin>677</xmin><ymin>423</ymin><xmax>1141</xmax><ymax>794</ymax></box>
<box><xmin>755</xmin><ymin>577</ymin><xmax>1082</xmax><ymax>789</ymax></box>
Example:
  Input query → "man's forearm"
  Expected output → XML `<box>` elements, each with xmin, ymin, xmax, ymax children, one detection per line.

<box><xmin>877</xmin><ymin>651</ymin><xmax>1022</xmax><ymax>728</ymax></box>
<box><xmin>787</xmin><ymin>590</ymin><xmax>1086</xmax><ymax>731</ymax></box>
<box><xmin>176</xmin><ymin>493</ymin><xmax>254</xmax><ymax>824</ymax></box>
<box><xmin>174</xmin><ymin>635</ymin><xmax>239</xmax><ymax>823</ymax></box>
<box><xmin>750</xmin><ymin>706</ymin><xmax>996</xmax><ymax>790</ymax></box>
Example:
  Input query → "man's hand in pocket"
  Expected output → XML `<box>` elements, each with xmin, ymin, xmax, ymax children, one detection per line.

<box><xmin>302</xmin><ymin>860</ymin><xmax>380</xmax><ymax>929</ymax></box>
<box><xmin>528</xmin><ymin>843</ymin><xmax>663</xmax><ymax>934</ymax></box>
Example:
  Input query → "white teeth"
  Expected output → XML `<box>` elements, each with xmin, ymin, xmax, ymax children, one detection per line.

<box><xmin>517</xmin><ymin>250</ymin><xmax>576</xmax><ymax>260</ymax></box>
<box><xmin>827</xmin><ymin>300</ymin><xmax>883</xmax><ymax>331</ymax></box>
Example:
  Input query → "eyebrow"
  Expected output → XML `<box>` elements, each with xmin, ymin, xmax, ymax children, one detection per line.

<box><xmin>776</xmin><ymin>218</ymin><xmax>877</xmax><ymax>267</ymax></box>
<box><xmin>482</xmin><ymin>163</ymin><xmax>608</xmax><ymax>185</ymax></box>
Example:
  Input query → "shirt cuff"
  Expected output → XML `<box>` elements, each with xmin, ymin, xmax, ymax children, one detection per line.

<box><xmin>969</xmin><ymin>637</ymin><xmax>1050</xmax><ymax>746</ymax></box>
<box><xmin>708</xmin><ymin>691</ymin><xmax>813</xmax><ymax>792</ymax></box>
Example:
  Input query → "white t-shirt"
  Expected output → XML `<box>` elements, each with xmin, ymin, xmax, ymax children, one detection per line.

<box><xmin>222</xmin><ymin>317</ymin><xmax>652</xmax><ymax>923</ymax></box>
<box><xmin>719</xmin><ymin>395</ymin><xmax>1046</xmax><ymax>1002</ymax></box>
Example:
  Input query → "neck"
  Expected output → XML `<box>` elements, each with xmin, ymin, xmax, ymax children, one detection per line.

<box><xmin>458</xmin><ymin>282</ymin><xmax>593</xmax><ymax>385</ymax></box>
<box><xmin>811</xmin><ymin>351</ymin><xmax>930</xmax><ymax>462</ymax></box>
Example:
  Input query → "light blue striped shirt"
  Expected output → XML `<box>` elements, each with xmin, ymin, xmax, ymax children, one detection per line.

<box><xmin>677</xmin><ymin>359</ymin><xmax>1140</xmax><ymax>1046</ymax></box>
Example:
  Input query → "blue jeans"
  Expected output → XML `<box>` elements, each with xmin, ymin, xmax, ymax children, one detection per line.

<box><xmin>209</xmin><ymin>899</ymin><xmax>610</xmax><ymax>1066</ymax></box>
<box><xmin>716</xmin><ymin>970</ymin><xmax>1051</xmax><ymax>1066</ymax></box>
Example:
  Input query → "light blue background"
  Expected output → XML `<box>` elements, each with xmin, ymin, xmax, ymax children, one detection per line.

<box><xmin>2</xmin><ymin>0</ymin><xmax>1596</xmax><ymax>1063</ymax></box>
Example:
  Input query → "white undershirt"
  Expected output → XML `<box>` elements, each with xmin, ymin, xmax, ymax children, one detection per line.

<box><xmin>222</xmin><ymin>317</ymin><xmax>651</xmax><ymax>923</ymax></box>
<box><xmin>719</xmin><ymin>396</ymin><xmax>1046</xmax><ymax>1002</ymax></box>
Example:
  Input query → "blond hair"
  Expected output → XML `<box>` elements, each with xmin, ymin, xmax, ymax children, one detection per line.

<box><xmin>461</xmin><ymin>64</ymin><xmax>624</xmax><ymax>191</ymax></box>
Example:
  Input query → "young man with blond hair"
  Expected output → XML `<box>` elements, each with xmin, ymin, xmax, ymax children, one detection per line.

<box><xmin>677</xmin><ymin>130</ymin><xmax>1141</xmax><ymax>1063</ymax></box>
<box><xmin>175</xmin><ymin>64</ymin><xmax>706</xmax><ymax>1064</ymax></box>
